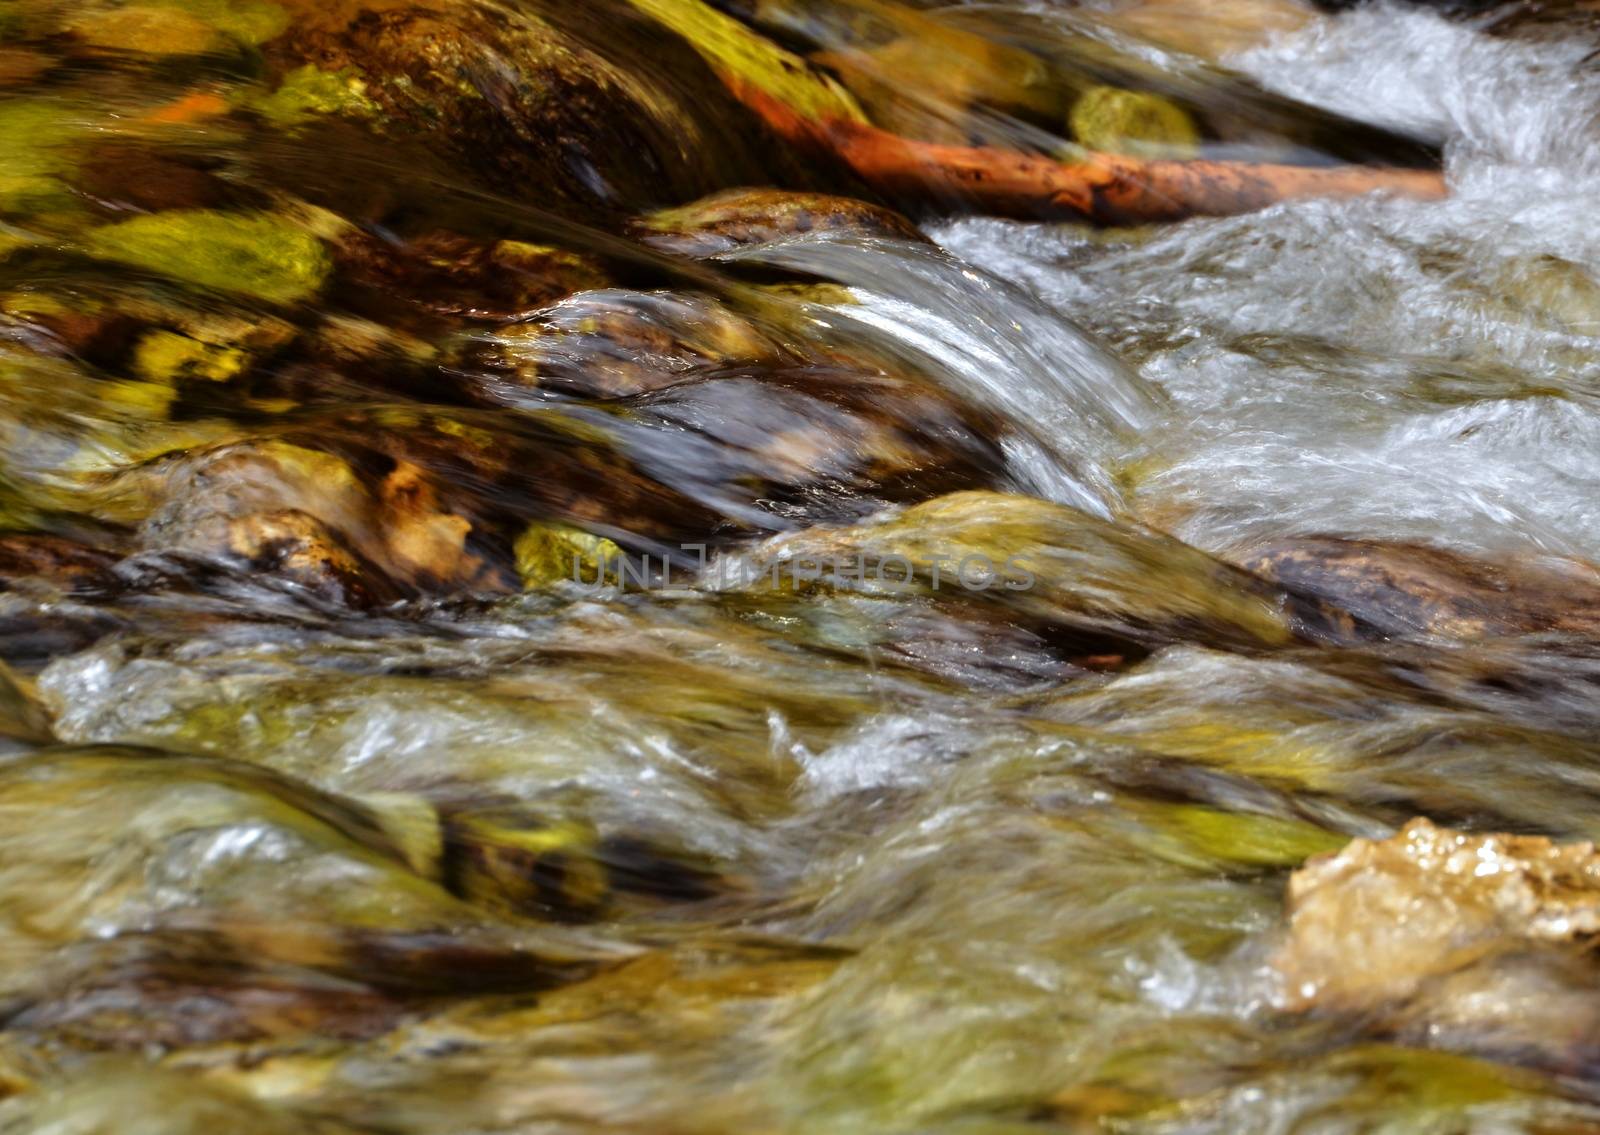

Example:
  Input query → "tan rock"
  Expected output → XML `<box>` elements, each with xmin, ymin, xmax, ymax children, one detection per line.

<box><xmin>1277</xmin><ymin>818</ymin><xmax>1600</xmax><ymax>1012</ymax></box>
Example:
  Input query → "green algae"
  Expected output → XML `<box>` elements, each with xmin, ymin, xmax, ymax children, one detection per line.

<box><xmin>0</xmin><ymin>100</ymin><xmax>86</xmax><ymax>214</ymax></box>
<box><xmin>158</xmin><ymin>0</ymin><xmax>287</xmax><ymax>44</ymax></box>
<box><xmin>1151</xmin><ymin>802</ymin><xmax>1345</xmax><ymax>868</ymax></box>
<box><xmin>81</xmin><ymin>210</ymin><xmax>331</xmax><ymax>304</ymax></box>
<box><xmin>132</xmin><ymin>329</ymin><xmax>248</xmax><ymax>383</ymax></box>
<box><xmin>514</xmin><ymin>522</ymin><xmax>623</xmax><ymax>590</ymax></box>
<box><xmin>243</xmin><ymin>64</ymin><xmax>379</xmax><ymax>127</ymax></box>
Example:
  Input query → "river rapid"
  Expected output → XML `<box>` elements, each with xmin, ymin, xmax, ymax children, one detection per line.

<box><xmin>3</xmin><ymin>0</ymin><xmax>1600</xmax><ymax>1131</ymax></box>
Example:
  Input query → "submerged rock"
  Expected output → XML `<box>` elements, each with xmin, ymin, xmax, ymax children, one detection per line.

<box><xmin>631</xmin><ymin>187</ymin><xmax>926</xmax><ymax>257</ymax></box>
<box><xmin>0</xmin><ymin>99</ymin><xmax>88</xmax><ymax>218</ymax></box>
<box><xmin>1087</xmin><ymin>0</ymin><xmax>1318</xmax><ymax>63</ymax></box>
<box><xmin>753</xmin><ymin>490</ymin><xmax>1298</xmax><ymax>654</ymax></box>
<box><xmin>1068</xmin><ymin>86</ymin><xmax>1200</xmax><ymax>158</ymax></box>
<box><xmin>261</xmin><ymin>0</ymin><xmax>760</xmax><ymax>219</ymax></box>
<box><xmin>65</xmin><ymin>5</ymin><xmax>227</xmax><ymax>56</ymax></box>
<box><xmin>0</xmin><ymin>1066</ymin><xmax>359</xmax><ymax>1135</ymax></box>
<box><xmin>335</xmin><ymin>231</ymin><xmax>609</xmax><ymax>323</ymax></box>
<box><xmin>513</xmin><ymin>522</ymin><xmax>622</xmax><ymax>590</ymax></box>
<box><xmin>0</xmin><ymin>748</ymin><xmax>623</xmax><ymax>1010</ymax></box>
<box><xmin>473</xmin><ymin>289</ymin><xmax>786</xmax><ymax>398</ymax></box>
<box><xmin>132</xmin><ymin>329</ymin><xmax>249</xmax><ymax>385</ymax></box>
<box><xmin>81</xmin><ymin>210</ymin><xmax>332</xmax><ymax>305</ymax></box>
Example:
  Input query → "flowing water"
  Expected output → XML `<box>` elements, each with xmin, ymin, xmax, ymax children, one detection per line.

<box><xmin>4</xmin><ymin>0</ymin><xmax>1600</xmax><ymax>1130</ymax></box>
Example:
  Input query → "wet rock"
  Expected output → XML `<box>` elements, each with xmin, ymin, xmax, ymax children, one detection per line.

<box><xmin>0</xmin><ymin>99</ymin><xmax>87</xmax><ymax>217</ymax></box>
<box><xmin>513</xmin><ymin>522</ymin><xmax>622</xmax><ymax>590</ymax></box>
<box><xmin>0</xmin><ymin>532</ymin><xmax>121</xmax><ymax>596</ymax></box>
<box><xmin>262</xmin><ymin>0</ymin><xmax>742</xmax><ymax>219</ymax></box>
<box><xmin>473</xmin><ymin>289</ymin><xmax>785</xmax><ymax>398</ymax></box>
<box><xmin>631</xmin><ymin>187</ymin><xmax>926</xmax><ymax>257</ymax></box>
<box><xmin>138</xmin><ymin>440</ymin><xmax>507</xmax><ymax>602</ymax></box>
<box><xmin>0</xmin><ymin>748</ymin><xmax>627</xmax><ymax>1003</ymax></box>
<box><xmin>1069</xmin><ymin>86</ymin><xmax>1200</xmax><ymax>158</ymax></box>
<box><xmin>614</xmin><ymin>368</ymin><xmax>1012</xmax><ymax>524</ymax></box>
<box><xmin>754</xmin><ymin>491</ymin><xmax>1297</xmax><ymax>653</ymax></box>
<box><xmin>222</xmin><ymin>509</ymin><xmax>389</xmax><ymax>606</ymax></box>
<box><xmin>461</xmin><ymin>307</ymin><xmax>1012</xmax><ymax>539</ymax></box>
<box><xmin>335</xmin><ymin>230</ymin><xmax>608</xmax><ymax>323</ymax></box>
<box><xmin>1244</xmin><ymin>536</ymin><xmax>1600</xmax><ymax>641</ymax></box>
<box><xmin>74</xmin><ymin>143</ymin><xmax>235</xmax><ymax>214</ymax></box>
<box><xmin>1276</xmin><ymin>817</ymin><xmax>1600</xmax><ymax>1012</ymax></box>
<box><xmin>373</xmin><ymin>458</ymin><xmax>499</xmax><ymax>592</ymax></box>
<box><xmin>81</xmin><ymin>210</ymin><xmax>332</xmax><ymax>305</ymax></box>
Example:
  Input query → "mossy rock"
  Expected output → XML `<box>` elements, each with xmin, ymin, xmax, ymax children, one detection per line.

<box><xmin>81</xmin><ymin>210</ymin><xmax>331</xmax><ymax>304</ymax></box>
<box><xmin>1069</xmin><ymin>86</ymin><xmax>1200</xmax><ymax>158</ymax></box>
<box><xmin>1144</xmin><ymin>802</ymin><xmax>1344</xmax><ymax>869</ymax></box>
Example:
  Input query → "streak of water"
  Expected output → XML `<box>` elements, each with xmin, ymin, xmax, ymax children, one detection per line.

<box><xmin>936</xmin><ymin>6</ymin><xmax>1600</xmax><ymax>561</ymax></box>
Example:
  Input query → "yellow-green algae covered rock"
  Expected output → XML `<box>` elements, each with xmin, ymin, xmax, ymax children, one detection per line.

<box><xmin>132</xmin><ymin>328</ymin><xmax>248</xmax><ymax>383</ymax></box>
<box><xmin>0</xmin><ymin>100</ymin><xmax>86</xmax><ymax>215</ymax></box>
<box><xmin>623</xmin><ymin>0</ymin><xmax>867</xmax><ymax>126</ymax></box>
<box><xmin>82</xmin><ymin>210</ymin><xmax>331</xmax><ymax>304</ymax></box>
<box><xmin>242</xmin><ymin>64</ymin><xmax>379</xmax><ymax>128</ymax></box>
<box><xmin>1069</xmin><ymin>85</ymin><xmax>1200</xmax><ymax>158</ymax></box>
<box><xmin>514</xmin><ymin>522</ymin><xmax>623</xmax><ymax>590</ymax></box>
